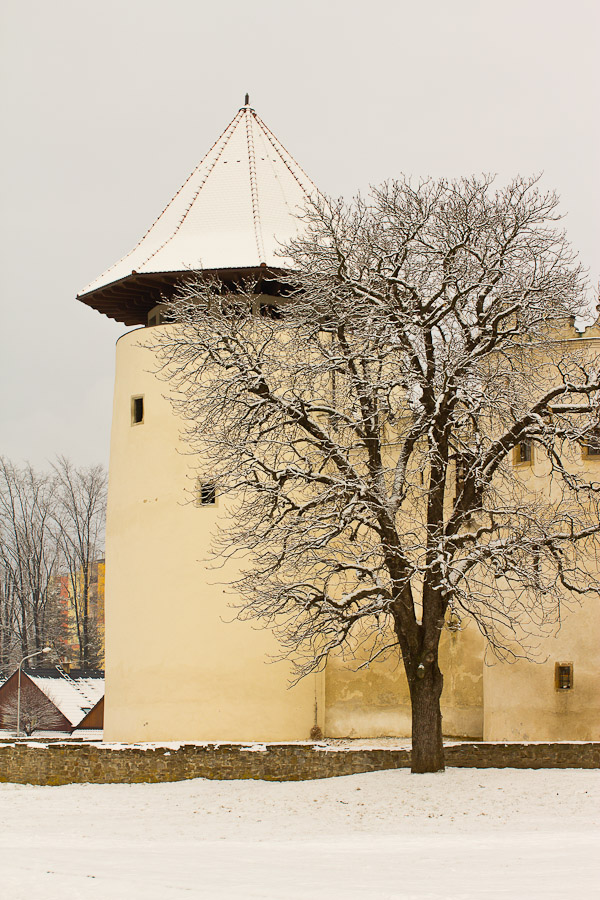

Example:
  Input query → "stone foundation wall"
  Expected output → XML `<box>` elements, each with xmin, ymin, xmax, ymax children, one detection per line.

<box><xmin>0</xmin><ymin>741</ymin><xmax>597</xmax><ymax>785</ymax></box>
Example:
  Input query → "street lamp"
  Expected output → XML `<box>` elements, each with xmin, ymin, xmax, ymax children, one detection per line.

<box><xmin>16</xmin><ymin>647</ymin><xmax>52</xmax><ymax>737</ymax></box>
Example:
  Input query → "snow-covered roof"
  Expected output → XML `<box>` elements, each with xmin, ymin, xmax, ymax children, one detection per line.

<box><xmin>77</xmin><ymin>97</ymin><xmax>318</xmax><ymax>325</ymax></box>
<box><xmin>27</xmin><ymin>673</ymin><xmax>104</xmax><ymax>728</ymax></box>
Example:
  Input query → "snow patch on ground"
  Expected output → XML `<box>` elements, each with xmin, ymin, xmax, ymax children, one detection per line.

<box><xmin>0</xmin><ymin>768</ymin><xmax>597</xmax><ymax>898</ymax></box>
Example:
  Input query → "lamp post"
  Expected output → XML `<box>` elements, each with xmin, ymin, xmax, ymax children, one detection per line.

<box><xmin>16</xmin><ymin>647</ymin><xmax>52</xmax><ymax>737</ymax></box>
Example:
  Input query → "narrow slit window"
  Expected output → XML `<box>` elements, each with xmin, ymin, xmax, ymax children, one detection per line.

<box><xmin>131</xmin><ymin>396</ymin><xmax>144</xmax><ymax>425</ymax></box>
<box><xmin>514</xmin><ymin>441</ymin><xmax>533</xmax><ymax>465</ymax></box>
<box><xmin>555</xmin><ymin>663</ymin><xmax>573</xmax><ymax>691</ymax></box>
<box><xmin>198</xmin><ymin>482</ymin><xmax>216</xmax><ymax>505</ymax></box>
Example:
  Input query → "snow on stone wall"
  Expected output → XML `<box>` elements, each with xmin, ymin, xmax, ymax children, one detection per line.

<box><xmin>0</xmin><ymin>740</ymin><xmax>597</xmax><ymax>785</ymax></box>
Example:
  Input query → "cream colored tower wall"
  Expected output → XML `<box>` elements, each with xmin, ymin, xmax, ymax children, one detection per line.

<box><xmin>483</xmin><ymin>590</ymin><xmax>600</xmax><ymax>740</ymax></box>
<box><xmin>482</xmin><ymin>327</ymin><xmax>600</xmax><ymax>740</ymax></box>
<box><xmin>106</xmin><ymin>325</ymin><xmax>599</xmax><ymax>743</ymax></box>
<box><xmin>324</xmin><ymin>622</ymin><xmax>484</xmax><ymax>739</ymax></box>
<box><xmin>483</xmin><ymin>433</ymin><xmax>600</xmax><ymax>741</ymax></box>
<box><xmin>104</xmin><ymin>328</ymin><xmax>319</xmax><ymax>742</ymax></box>
<box><xmin>323</xmin><ymin>326</ymin><xmax>600</xmax><ymax>742</ymax></box>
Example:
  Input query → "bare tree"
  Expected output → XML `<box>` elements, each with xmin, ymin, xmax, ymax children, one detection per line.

<box><xmin>0</xmin><ymin>459</ymin><xmax>62</xmax><ymax>671</ymax></box>
<box><xmin>52</xmin><ymin>457</ymin><xmax>107</xmax><ymax>669</ymax></box>
<box><xmin>153</xmin><ymin>176</ymin><xmax>600</xmax><ymax>772</ymax></box>
<box><xmin>0</xmin><ymin>679</ymin><xmax>65</xmax><ymax>735</ymax></box>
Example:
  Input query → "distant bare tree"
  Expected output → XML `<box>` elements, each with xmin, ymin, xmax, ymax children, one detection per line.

<box><xmin>0</xmin><ymin>679</ymin><xmax>64</xmax><ymax>735</ymax></box>
<box><xmin>0</xmin><ymin>459</ymin><xmax>62</xmax><ymax>671</ymax></box>
<box><xmin>154</xmin><ymin>176</ymin><xmax>600</xmax><ymax>772</ymax></box>
<box><xmin>52</xmin><ymin>457</ymin><xmax>107</xmax><ymax>669</ymax></box>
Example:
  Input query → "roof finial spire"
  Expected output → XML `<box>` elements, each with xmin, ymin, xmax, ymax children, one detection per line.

<box><xmin>244</xmin><ymin>93</ymin><xmax>250</xmax><ymax>107</ymax></box>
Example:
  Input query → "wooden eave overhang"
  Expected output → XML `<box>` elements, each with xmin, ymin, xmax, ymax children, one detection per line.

<box><xmin>77</xmin><ymin>266</ymin><xmax>292</xmax><ymax>326</ymax></box>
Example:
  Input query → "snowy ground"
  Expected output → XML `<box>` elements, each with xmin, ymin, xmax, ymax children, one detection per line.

<box><xmin>0</xmin><ymin>768</ymin><xmax>598</xmax><ymax>899</ymax></box>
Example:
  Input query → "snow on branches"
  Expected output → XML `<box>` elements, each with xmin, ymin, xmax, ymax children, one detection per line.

<box><xmin>152</xmin><ymin>176</ymin><xmax>600</xmax><ymax>771</ymax></box>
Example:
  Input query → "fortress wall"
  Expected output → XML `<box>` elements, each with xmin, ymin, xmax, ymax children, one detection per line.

<box><xmin>0</xmin><ymin>740</ymin><xmax>597</xmax><ymax>785</ymax></box>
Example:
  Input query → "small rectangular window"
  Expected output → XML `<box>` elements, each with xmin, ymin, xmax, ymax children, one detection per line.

<box><xmin>514</xmin><ymin>441</ymin><xmax>533</xmax><ymax>465</ymax></box>
<box><xmin>555</xmin><ymin>662</ymin><xmax>573</xmax><ymax>691</ymax></box>
<box><xmin>518</xmin><ymin>441</ymin><xmax>532</xmax><ymax>463</ymax></box>
<box><xmin>131</xmin><ymin>396</ymin><xmax>144</xmax><ymax>425</ymax></box>
<box><xmin>198</xmin><ymin>482</ymin><xmax>216</xmax><ymax>505</ymax></box>
<box><xmin>259</xmin><ymin>302</ymin><xmax>283</xmax><ymax>320</ymax></box>
<box><xmin>582</xmin><ymin>428</ymin><xmax>600</xmax><ymax>458</ymax></box>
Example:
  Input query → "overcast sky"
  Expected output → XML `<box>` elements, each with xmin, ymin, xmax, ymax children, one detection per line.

<box><xmin>1</xmin><ymin>0</ymin><xmax>598</xmax><ymax>470</ymax></box>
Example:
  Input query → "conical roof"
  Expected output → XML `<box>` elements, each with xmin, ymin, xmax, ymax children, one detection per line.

<box><xmin>77</xmin><ymin>98</ymin><xmax>318</xmax><ymax>325</ymax></box>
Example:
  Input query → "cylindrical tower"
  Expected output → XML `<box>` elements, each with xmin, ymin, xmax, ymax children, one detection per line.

<box><xmin>104</xmin><ymin>327</ymin><xmax>318</xmax><ymax>741</ymax></box>
<box><xmin>78</xmin><ymin>100</ymin><xmax>323</xmax><ymax>741</ymax></box>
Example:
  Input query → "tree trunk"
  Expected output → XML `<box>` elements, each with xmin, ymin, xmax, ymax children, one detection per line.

<box><xmin>409</xmin><ymin>664</ymin><xmax>445</xmax><ymax>773</ymax></box>
<box><xmin>82</xmin><ymin>570</ymin><xmax>89</xmax><ymax>668</ymax></box>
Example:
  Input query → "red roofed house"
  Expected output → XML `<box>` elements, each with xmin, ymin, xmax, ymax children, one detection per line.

<box><xmin>0</xmin><ymin>668</ymin><xmax>104</xmax><ymax>735</ymax></box>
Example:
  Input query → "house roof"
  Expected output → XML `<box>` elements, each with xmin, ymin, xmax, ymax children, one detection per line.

<box><xmin>73</xmin><ymin>696</ymin><xmax>104</xmax><ymax>731</ymax></box>
<box><xmin>26</xmin><ymin>671</ymin><xmax>104</xmax><ymax>728</ymax></box>
<box><xmin>77</xmin><ymin>97</ymin><xmax>318</xmax><ymax>325</ymax></box>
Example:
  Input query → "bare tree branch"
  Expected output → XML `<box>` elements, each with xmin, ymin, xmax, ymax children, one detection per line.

<box><xmin>151</xmin><ymin>176</ymin><xmax>598</xmax><ymax>772</ymax></box>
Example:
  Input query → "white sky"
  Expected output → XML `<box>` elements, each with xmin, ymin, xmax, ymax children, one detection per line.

<box><xmin>1</xmin><ymin>0</ymin><xmax>598</xmax><ymax>468</ymax></box>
